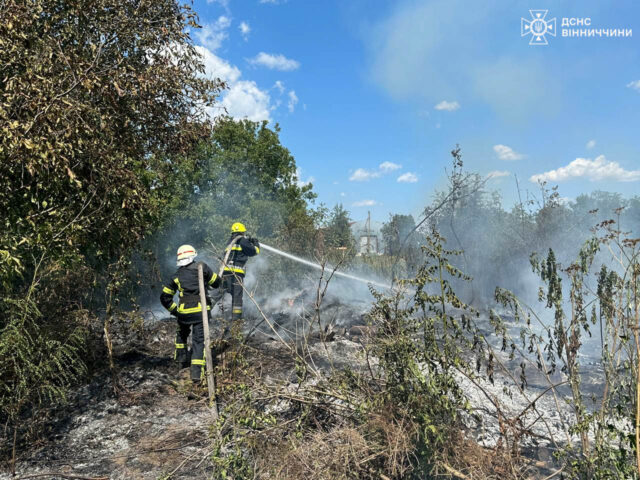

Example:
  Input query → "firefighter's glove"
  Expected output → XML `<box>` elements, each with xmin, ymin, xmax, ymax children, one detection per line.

<box><xmin>249</xmin><ymin>236</ymin><xmax>260</xmax><ymax>248</ymax></box>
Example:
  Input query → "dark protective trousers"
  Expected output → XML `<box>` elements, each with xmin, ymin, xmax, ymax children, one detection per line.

<box><xmin>175</xmin><ymin>314</ymin><xmax>206</xmax><ymax>381</ymax></box>
<box><xmin>211</xmin><ymin>273</ymin><xmax>245</xmax><ymax>328</ymax></box>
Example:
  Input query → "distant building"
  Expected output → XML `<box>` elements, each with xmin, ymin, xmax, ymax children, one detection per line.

<box><xmin>350</xmin><ymin>212</ymin><xmax>385</xmax><ymax>256</ymax></box>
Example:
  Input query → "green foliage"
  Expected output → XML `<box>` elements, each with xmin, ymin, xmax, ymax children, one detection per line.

<box><xmin>160</xmin><ymin>117</ymin><xmax>315</xmax><ymax>246</ymax></box>
<box><xmin>205</xmin><ymin>230</ymin><xmax>524</xmax><ymax>479</ymax></box>
<box><xmin>209</xmin><ymin>354</ymin><xmax>277</xmax><ymax>480</ymax></box>
<box><xmin>140</xmin><ymin>116</ymin><xmax>326</xmax><ymax>303</ymax></box>
<box><xmin>365</xmin><ymin>230</ymin><xmax>478</xmax><ymax>475</ymax></box>
<box><xmin>0</xmin><ymin>296</ymin><xmax>87</xmax><ymax>435</ymax></box>
<box><xmin>381</xmin><ymin>214</ymin><xmax>422</xmax><ymax>278</ymax></box>
<box><xmin>432</xmin><ymin>180</ymin><xmax>640</xmax><ymax>302</ymax></box>
<box><xmin>352</xmin><ymin>254</ymin><xmax>400</xmax><ymax>279</ymax></box>
<box><xmin>279</xmin><ymin>204</ymin><xmax>327</xmax><ymax>256</ymax></box>
<box><xmin>494</xmin><ymin>217</ymin><xmax>640</xmax><ymax>478</ymax></box>
<box><xmin>323</xmin><ymin>203</ymin><xmax>355</xmax><ymax>250</ymax></box>
<box><xmin>0</xmin><ymin>0</ymin><xmax>223</xmax><ymax>449</ymax></box>
<box><xmin>0</xmin><ymin>0</ymin><xmax>223</xmax><ymax>287</ymax></box>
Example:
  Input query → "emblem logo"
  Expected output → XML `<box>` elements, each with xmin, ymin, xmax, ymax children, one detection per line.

<box><xmin>521</xmin><ymin>10</ymin><xmax>556</xmax><ymax>45</ymax></box>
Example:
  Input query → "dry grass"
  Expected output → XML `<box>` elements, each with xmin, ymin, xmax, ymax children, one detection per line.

<box><xmin>436</xmin><ymin>431</ymin><xmax>528</xmax><ymax>480</ymax></box>
<box><xmin>256</xmin><ymin>412</ymin><xmax>417</xmax><ymax>480</ymax></box>
<box><xmin>254</xmin><ymin>413</ymin><xmax>528</xmax><ymax>479</ymax></box>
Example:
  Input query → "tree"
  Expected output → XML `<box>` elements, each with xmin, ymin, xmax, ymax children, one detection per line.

<box><xmin>152</xmin><ymin>117</ymin><xmax>317</xmax><ymax>255</ymax></box>
<box><xmin>0</xmin><ymin>0</ymin><xmax>224</xmax><ymax>452</ymax></box>
<box><xmin>324</xmin><ymin>204</ymin><xmax>355</xmax><ymax>249</ymax></box>
<box><xmin>0</xmin><ymin>0</ymin><xmax>223</xmax><ymax>287</ymax></box>
<box><xmin>382</xmin><ymin>215</ymin><xmax>418</xmax><ymax>256</ymax></box>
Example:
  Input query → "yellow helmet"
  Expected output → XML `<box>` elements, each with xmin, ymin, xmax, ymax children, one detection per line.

<box><xmin>231</xmin><ymin>222</ymin><xmax>246</xmax><ymax>233</ymax></box>
<box><xmin>176</xmin><ymin>244</ymin><xmax>197</xmax><ymax>266</ymax></box>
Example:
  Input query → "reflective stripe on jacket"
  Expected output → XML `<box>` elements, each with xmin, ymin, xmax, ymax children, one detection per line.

<box><xmin>223</xmin><ymin>234</ymin><xmax>259</xmax><ymax>276</ymax></box>
<box><xmin>160</xmin><ymin>261</ymin><xmax>219</xmax><ymax>315</ymax></box>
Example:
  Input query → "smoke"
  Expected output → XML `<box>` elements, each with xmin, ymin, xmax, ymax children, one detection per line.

<box><xmin>234</xmin><ymin>244</ymin><xmax>393</xmax><ymax>340</ymax></box>
<box><xmin>137</xmin><ymin>126</ymin><xmax>640</xmax><ymax>357</ymax></box>
<box><xmin>426</xmin><ymin>188</ymin><xmax>640</xmax><ymax>358</ymax></box>
<box><xmin>136</xmin><ymin>148</ymin><xmax>396</xmax><ymax>338</ymax></box>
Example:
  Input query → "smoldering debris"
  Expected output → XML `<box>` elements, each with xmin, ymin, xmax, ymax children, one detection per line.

<box><xmin>143</xmin><ymin>283</ymin><xmax>372</xmax><ymax>344</ymax></box>
<box><xmin>4</xmin><ymin>308</ymin><xmax>605</xmax><ymax>479</ymax></box>
<box><xmin>145</xmin><ymin>242</ymin><xmax>390</xmax><ymax>341</ymax></box>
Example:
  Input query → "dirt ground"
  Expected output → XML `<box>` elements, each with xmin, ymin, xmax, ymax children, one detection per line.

<box><xmin>1</xmin><ymin>311</ymin><xmax>588</xmax><ymax>479</ymax></box>
<box><xmin>2</xmin><ymin>322</ymin><xmax>219</xmax><ymax>480</ymax></box>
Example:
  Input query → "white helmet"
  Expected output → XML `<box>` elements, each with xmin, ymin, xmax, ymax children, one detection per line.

<box><xmin>176</xmin><ymin>244</ymin><xmax>197</xmax><ymax>267</ymax></box>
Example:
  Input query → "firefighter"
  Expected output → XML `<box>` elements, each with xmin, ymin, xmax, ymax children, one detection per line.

<box><xmin>160</xmin><ymin>244</ymin><xmax>220</xmax><ymax>383</ymax></box>
<box><xmin>212</xmin><ymin>222</ymin><xmax>260</xmax><ymax>332</ymax></box>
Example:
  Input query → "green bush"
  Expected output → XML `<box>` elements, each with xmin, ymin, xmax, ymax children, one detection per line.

<box><xmin>493</xmin><ymin>217</ymin><xmax>640</xmax><ymax>478</ymax></box>
<box><xmin>0</xmin><ymin>0</ymin><xmax>222</xmax><ymax>455</ymax></box>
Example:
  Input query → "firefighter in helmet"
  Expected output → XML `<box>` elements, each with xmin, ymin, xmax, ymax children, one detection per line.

<box><xmin>212</xmin><ymin>222</ymin><xmax>260</xmax><ymax>332</ymax></box>
<box><xmin>160</xmin><ymin>245</ymin><xmax>220</xmax><ymax>383</ymax></box>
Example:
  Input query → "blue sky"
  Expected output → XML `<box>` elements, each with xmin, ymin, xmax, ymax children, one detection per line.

<box><xmin>191</xmin><ymin>0</ymin><xmax>640</xmax><ymax>222</ymax></box>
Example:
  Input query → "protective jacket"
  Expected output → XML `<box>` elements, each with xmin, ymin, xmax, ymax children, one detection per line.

<box><xmin>211</xmin><ymin>234</ymin><xmax>260</xmax><ymax>326</ymax></box>
<box><xmin>223</xmin><ymin>234</ymin><xmax>260</xmax><ymax>276</ymax></box>
<box><xmin>160</xmin><ymin>260</ymin><xmax>220</xmax><ymax>381</ymax></box>
<box><xmin>160</xmin><ymin>261</ymin><xmax>220</xmax><ymax>316</ymax></box>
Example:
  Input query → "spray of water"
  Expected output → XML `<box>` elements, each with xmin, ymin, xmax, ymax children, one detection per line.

<box><xmin>261</xmin><ymin>243</ymin><xmax>392</xmax><ymax>290</ymax></box>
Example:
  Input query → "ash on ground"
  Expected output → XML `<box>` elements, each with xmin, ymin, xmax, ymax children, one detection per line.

<box><xmin>1</xmin><ymin>300</ymin><xmax>601</xmax><ymax>479</ymax></box>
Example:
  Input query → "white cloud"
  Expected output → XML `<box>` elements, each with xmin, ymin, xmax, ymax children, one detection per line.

<box><xmin>379</xmin><ymin>161</ymin><xmax>401</xmax><ymax>172</ymax></box>
<box><xmin>195</xmin><ymin>46</ymin><xmax>271</xmax><ymax>122</ymax></box>
<box><xmin>353</xmin><ymin>199</ymin><xmax>378</xmax><ymax>207</ymax></box>
<box><xmin>195</xmin><ymin>16</ymin><xmax>231</xmax><ymax>51</ymax></box>
<box><xmin>530</xmin><ymin>155</ymin><xmax>640</xmax><ymax>183</ymax></box>
<box><xmin>221</xmin><ymin>81</ymin><xmax>271</xmax><ymax>121</ymax></box>
<box><xmin>248</xmin><ymin>52</ymin><xmax>300</xmax><ymax>71</ymax></box>
<box><xmin>239</xmin><ymin>21</ymin><xmax>251</xmax><ymax>41</ymax></box>
<box><xmin>340</xmin><ymin>192</ymin><xmax>346</xmax><ymax>197</ymax></box>
<box><xmin>287</xmin><ymin>90</ymin><xmax>298</xmax><ymax>113</ymax></box>
<box><xmin>487</xmin><ymin>170</ymin><xmax>510</xmax><ymax>179</ymax></box>
<box><xmin>349</xmin><ymin>168</ymin><xmax>381</xmax><ymax>182</ymax></box>
<box><xmin>207</xmin><ymin>0</ymin><xmax>229</xmax><ymax>8</ymax></box>
<box><xmin>493</xmin><ymin>144</ymin><xmax>524</xmax><ymax>161</ymax></box>
<box><xmin>295</xmin><ymin>167</ymin><xmax>314</xmax><ymax>188</ymax></box>
<box><xmin>434</xmin><ymin>100</ymin><xmax>460</xmax><ymax>111</ymax></box>
<box><xmin>627</xmin><ymin>80</ymin><xmax>640</xmax><ymax>92</ymax></box>
<box><xmin>367</xmin><ymin>0</ymin><xmax>560</xmax><ymax>121</ymax></box>
<box><xmin>194</xmin><ymin>45</ymin><xmax>241</xmax><ymax>84</ymax></box>
<box><xmin>586</xmin><ymin>139</ymin><xmax>596</xmax><ymax>149</ymax></box>
<box><xmin>349</xmin><ymin>162</ymin><xmax>402</xmax><ymax>181</ymax></box>
<box><xmin>397</xmin><ymin>172</ymin><xmax>418</xmax><ymax>183</ymax></box>
<box><xmin>273</xmin><ymin>80</ymin><xmax>285</xmax><ymax>94</ymax></box>
<box><xmin>190</xmin><ymin>4</ymin><xmax>296</xmax><ymax>122</ymax></box>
